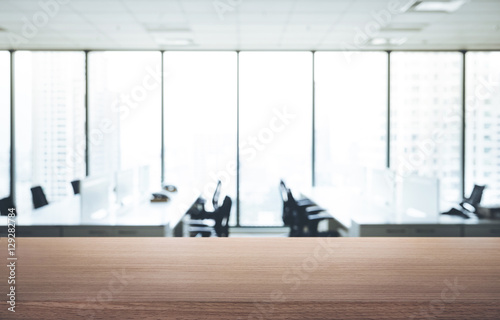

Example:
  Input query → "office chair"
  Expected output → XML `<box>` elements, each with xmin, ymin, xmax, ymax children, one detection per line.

<box><xmin>279</xmin><ymin>180</ymin><xmax>324</xmax><ymax>226</ymax></box>
<box><xmin>280</xmin><ymin>180</ymin><xmax>317</xmax><ymax>207</ymax></box>
<box><xmin>442</xmin><ymin>184</ymin><xmax>486</xmax><ymax>219</ymax></box>
<box><xmin>286</xmin><ymin>189</ymin><xmax>333</xmax><ymax>237</ymax></box>
<box><xmin>188</xmin><ymin>181</ymin><xmax>232</xmax><ymax>237</ymax></box>
<box><xmin>280</xmin><ymin>181</ymin><xmax>337</xmax><ymax>237</ymax></box>
<box><xmin>0</xmin><ymin>197</ymin><xmax>16</xmax><ymax>216</ymax></box>
<box><xmin>212</xmin><ymin>180</ymin><xmax>222</xmax><ymax>210</ymax></box>
<box><xmin>460</xmin><ymin>185</ymin><xmax>485</xmax><ymax>213</ymax></box>
<box><xmin>213</xmin><ymin>196</ymin><xmax>232</xmax><ymax>237</ymax></box>
<box><xmin>31</xmin><ymin>186</ymin><xmax>49</xmax><ymax>209</ymax></box>
<box><xmin>71</xmin><ymin>180</ymin><xmax>80</xmax><ymax>195</ymax></box>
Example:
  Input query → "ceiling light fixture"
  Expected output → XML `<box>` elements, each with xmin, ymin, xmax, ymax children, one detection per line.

<box><xmin>156</xmin><ymin>39</ymin><xmax>194</xmax><ymax>46</ymax></box>
<box><xmin>147</xmin><ymin>28</ymin><xmax>195</xmax><ymax>46</ymax></box>
<box><xmin>389</xmin><ymin>37</ymin><xmax>408</xmax><ymax>45</ymax></box>
<box><xmin>411</xmin><ymin>0</ymin><xmax>468</xmax><ymax>13</ymax></box>
<box><xmin>370</xmin><ymin>38</ymin><xmax>388</xmax><ymax>45</ymax></box>
<box><xmin>399</xmin><ymin>0</ymin><xmax>420</xmax><ymax>13</ymax></box>
<box><xmin>379</xmin><ymin>23</ymin><xmax>428</xmax><ymax>33</ymax></box>
<box><xmin>369</xmin><ymin>37</ymin><xmax>408</xmax><ymax>46</ymax></box>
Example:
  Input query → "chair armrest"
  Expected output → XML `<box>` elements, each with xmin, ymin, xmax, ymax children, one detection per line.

<box><xmin>296</xmin><ymin>199</ymin><xmax>316</xmax><ymax>206</ymax></box>
<box><xmin>188</xmin><ymin>219</ymin><xmax>216</xmax><ymax>227</ymax></box>
<box><xmin>304</xmin><ymin>206</ymin><xmax>326</xmax><ymax>214</ymax></box>
<box><xmin>307</xmin><ymin>212</ymin><xmax>332</xmax><ymax>221</ymax></box>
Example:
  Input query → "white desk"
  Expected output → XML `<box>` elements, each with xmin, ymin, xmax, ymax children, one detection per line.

<box><xmin>303</xmin><ymin>187</ymin><xmax>500</xmax><ymax>237</ymax></box>
<box><xmin>0</xmin><ymin>191</ymin><xmax>198</xmax><ymax>237</ymax></box>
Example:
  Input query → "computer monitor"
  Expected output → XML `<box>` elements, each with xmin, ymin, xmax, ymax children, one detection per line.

<box><xmin>80</xmin><ymin>175</ymin><xmax>111</xmax><ymax>222</ymax></box>
<box><xmin>401</xmin><ymin>174</ymin><xmax>440</xmax><ymax>221</ymax></box>
<box><xmin>138</xmin><ymin>165</ymin><xmax>150</xmax><ymax>200</ymax></box>
<box><xmin>366</xmin><ymin>168</ymin><xmax>395</xmax><ymax>210</ymax></box>
<box><xmin>116</xmin><ymin>169</ymin><xmax>135</xmax><ymax>206</ymax></box>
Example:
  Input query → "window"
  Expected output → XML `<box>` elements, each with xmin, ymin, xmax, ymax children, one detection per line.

<box><xmin>15</xmin><ymin>52</ymin><xmax>86</xmax><ymax>211</ymax></box>
<box><xmin>88</xmin><ymin>52</ymin><xmax>161</xmax><ymax>190</ymax></box>
<box><xmin>390</xmin><ymin>52</ymin><xmax>463</xmax><ymax>205</ymax></box>
<box><xmin>163</xmin><ymin>52</ymin><xmax>237</xmax><ymax>223</ymax></box>
<box><xmin>239</xmin><ymin>52</ymin><xmax>312</xmax><ymax>226</ymax></box>
<box><xmin>0</xmin><ymin>51</ymin><xmax>10</xmax><ymax>199</ymax></box>
<box><xmin>465</xmin><ymin>52</ymin><xmax>500</xmax><ymax>205</ymax></box>
<box><xmin>315</xmin><ymin>52</ymin><xmax>388</xmax><ymax>189</ymax></box>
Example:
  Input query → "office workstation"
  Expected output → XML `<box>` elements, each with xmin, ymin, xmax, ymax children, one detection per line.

<box><xmin>1</xmin><ymin>0</ymin><xmax>500</xmax><ymax>319</ymax></box>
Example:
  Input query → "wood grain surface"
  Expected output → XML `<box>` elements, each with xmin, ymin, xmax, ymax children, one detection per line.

<box><xmin>0</xmin><ymin>238</ymin><xmax>499</xmax><ymax>319</ymax></box>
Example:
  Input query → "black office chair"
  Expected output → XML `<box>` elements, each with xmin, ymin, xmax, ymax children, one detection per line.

<box><xmin>286</xmin><ymin>189</ymin><xmax>333</xmax><ymax>237</ymax></box>
<box><xmin>71</xmin><ymin>180</ymin><xmax>80</xmax><ymax>195</ymax></box>
<box><xmin>31</xmin><ymin>186</ymin><xmax>49</xmax><ymax>209</ymax></box>
<box><xmin>212</xmin><ymin>180</ymin><xmax>222</xmax><ymax>210</ymax></box>
<box><xmin>0</xmin><ymin>197</ymin><xmax>16</xmax><ymax>216</ymax></box>
<box><xmin>280</xmin><ymin>180</ymin><xmax>317</xmax><ymax>207</ymax></box>
<box><xmin>280</xmin><ymin>181</ymin><xmax>336</xmax><ymax>237</ymax></box>
<box><xmin>280</xmin><ymin>180</ymin><xmax>324</xmax><ymax>224</ymax></box>
<box><xmin>188</xmin><ymin>181</ymin><xmax>232</xmax><ymax>237</ymax></box>
<box><xmin>460</xmin><ymin>185</ymin><xmax>486</xmax><ymax>213</ymax></box>
<box><xmin>187</xmin><ymin>197</ymin><xmax>212</xmax><ymax>237</ymax></box>
<box><xmin>442</xmin><ymin>184</ymin><xmax>487</xmax><ymax>219</ymax></box>
<box><xmin>213</xmin><ymin>196</ymin><xmax>232</xmax><ymax>237</ymax></box>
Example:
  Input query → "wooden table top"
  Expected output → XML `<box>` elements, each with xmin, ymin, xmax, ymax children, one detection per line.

<box><xmin>1</xmin><ymin>238</ymin><xmax>499</xmax><ymax>319</ymax></box>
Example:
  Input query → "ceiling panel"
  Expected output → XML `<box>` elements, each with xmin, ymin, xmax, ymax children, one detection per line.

<box><xmin>0</xmin><ymin>0</ymin><xmax>498</xmax><ymax>50</ymax></box>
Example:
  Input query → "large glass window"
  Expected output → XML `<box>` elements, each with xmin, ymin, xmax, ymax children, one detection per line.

<box><xmin>15</xmin><ymin>52</ymin><xmax>86</xmax><ymax>212</ymax></box>
<box><xmin>390</xmin><ymin>52</ymin><xmax>463</xmax><ymax>205</ymax></box>
<box><xmin>0</xmin><ymin>51</ymin><xmax>10</xmax><ymax>199</ymax></box>
<box><xmin>163</xmin><ymin>52</ymin><xmax>237</xmax><ymax>222</ymax></box>
<box><xmin>88</xmin><ymin>52</ymin><xmax>161</xmax><ymax>189</ymax></box>
<box><xmin>239</xmin><ymin>52</ymin><xmax>313</xmax><ymax>226</ymax></box>
<box><xmin>315</xmin><ymin>52</ymin><xmax>388</xmax><ymax>189</ymax></box>
<box><xmin>465</xmin><ymin>52</ymin><xmax>500</xmax><ymax>205</ymax></box>
<box><xmin>9</xmin><ymin>49</ymin><xmax>499</xmax><ymax>222</ymax></box>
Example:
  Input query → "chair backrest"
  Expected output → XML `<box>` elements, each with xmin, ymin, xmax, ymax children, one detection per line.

<box><xmin>286</xmin><ymin>188</ymin><xmax>306</xmax><ymax>226</ymax></box>
<box><xmin>212</xmin><ymin>180</ymin><xmax>222</xmax><ymax>210</ymax></box>
<box><xmin>0</xmin><ymin>197</ymin><xmax>15</xmax><ymax>216</ymax></box>
<box><xmin>279</xmin><ymin>180</ymin><xmax>288</xmax><ymax>202</ymax></box>
<box><xmin>460</xmin><ymin>185</ymin><xmax>486</xmax><ymax>213</ymax></box>
<box><xmin>31</xmin><ymin>186</ymin><xmax>49</xmax><ymax>209</ymax></box>
<box><xmin>285</xmin><ymin>188</ymin><xmax>313</xmax><ymax>236</ymax></box>
<box><xmin>214</xmin><ymin>196</ymin><xmax>232</xmax><ymax>237</ymax></box>
<box><xmin>280</xmin><ymin>180</ymin><xmax>296</xmax><ymax>227</ymax></box>
<box><xmin>71</xmin><ymin>180</ymin><xmax>80</xmax><ymax>195</ymax></box>
<box><xmin>465</xmin><ymin>185</ymin><xmax>486</xmax><ymax>207</ymax></box>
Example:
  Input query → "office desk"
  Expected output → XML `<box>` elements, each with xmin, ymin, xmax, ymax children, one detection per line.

<box><xmin>0</xmin><ymin>238</ymin><xmax>498</xmax><ymax>319</ymax></box>
<box><xmin>349</xmin><ymin>215</ymin><xmax>500</xmax><ymax>237</ymax></box>
<box><xmin>303</xmin><ymin>187</ymin><xmax>500</xmax><ymax>237</ymax></box>
<box><xmin>0</xmin><ymin>191</ymin><xmax>198</xmax><ymax>237</ymax></box>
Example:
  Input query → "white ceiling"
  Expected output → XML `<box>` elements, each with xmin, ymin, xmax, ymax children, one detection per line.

<box><xmin>0</xmin><ymin>0</ymin><xmax>499</xmax><ymax>50</ymax></box>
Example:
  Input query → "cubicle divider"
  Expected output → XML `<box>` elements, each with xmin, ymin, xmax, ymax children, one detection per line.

<box><xmin>80</xmin><ymin>175</ymin><xmax>112</xmax><ymax>224</ymax></box>
<box><xmin>400</xmin><ymin>175</ymin><xmax>440</xmax><ymax>222</ymax></box>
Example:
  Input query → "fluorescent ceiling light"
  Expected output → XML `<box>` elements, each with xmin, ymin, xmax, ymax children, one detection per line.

<box><xmin>379</xmin><ymin>23</ymin><xmax>428</xmax><ymax>33</ymax></box>
<box><xmin>369</xmin><ymin>37</ymin><xmax>408</xmax><ymax>46</ymax></box>
<box><xmin>389</xmin><ymin>37</ymin><xmax>408</xmax><ymax>45</ymax></box>
<box><xmin>148</xmin><ymin>28</ymin><xmax>195</xmax><ymax>46</ymax></box>
<box><xmin>399</xmin><ymin>0</ymin><xmax>419</xmax><ymax>13</ymax></box>
<box><xmin>412</xmin><ymin>0</ymin><xmax>468</xmax><ymax>13</ymax></box>
<box><xmin>370</xmin><ymin>38</ymin><xmax>387</xmax><ymax>45</ymax></box>
<box><xmin>156</xmin><ymin>38</ymin><xmax>194</xmax><ymax>46</ymax></box>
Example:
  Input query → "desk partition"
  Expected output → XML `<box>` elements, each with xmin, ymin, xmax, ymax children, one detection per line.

<box><xmin>80</xmin><ymin>175</ymin><xmax>111</xmax><ymax>223</ymax></box>
<box><xmin>401</xmin><ymin>175</ymin><xmax>440</xmax><ymax>222</ymax></box>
